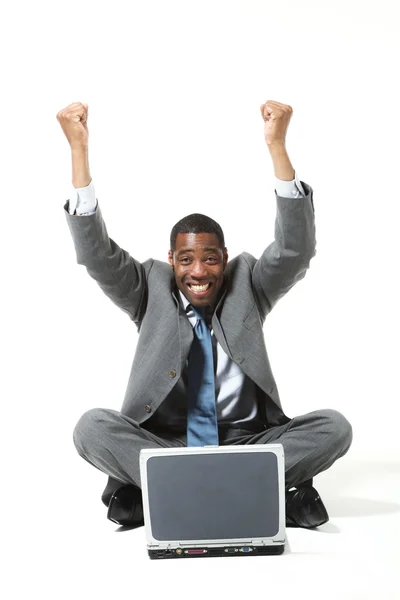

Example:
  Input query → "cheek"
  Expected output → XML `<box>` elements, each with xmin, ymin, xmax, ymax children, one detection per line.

<box><xmin>174</xmin><ymin>266</ymin><xmax>187</xmax><ymax>279</ymax></box>
<box><xmin>213</xmin><ymin>273</ymin><xmax>224</xmax><ymax>288</ymax></box>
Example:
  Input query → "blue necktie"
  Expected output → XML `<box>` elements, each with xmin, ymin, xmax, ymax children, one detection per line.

<box><xmin>186</xmin><ymin>305</ymin><xmax>219</xmax><ymax>446</ymax></box>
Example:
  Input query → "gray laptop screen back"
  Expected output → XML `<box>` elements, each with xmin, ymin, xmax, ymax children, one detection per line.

<box><xmin>146</xmin><ymin>451</ymin><xmax>279</xmax><ymax>540</ymax></box>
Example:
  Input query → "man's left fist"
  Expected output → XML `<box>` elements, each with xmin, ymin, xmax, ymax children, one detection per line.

<box><xmin>260</xmin><ymin>100</ymin><xmax>293</xmax><ymax>146</ymax></box>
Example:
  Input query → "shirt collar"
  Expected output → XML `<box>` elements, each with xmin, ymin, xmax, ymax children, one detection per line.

<box><xmin>178</xmin><ymin>290</ymin><xmax>211</xmax><ymax>322</ymax></box>
<box><xmin>179</xmin><ymin>289</ymin><xmax>191</xmax><ymax>312</ymax></box>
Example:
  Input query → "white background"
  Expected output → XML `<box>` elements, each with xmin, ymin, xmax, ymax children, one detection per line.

<box><xmin>1</xmin><ymin>1</ymin><xmax>399</xmax><ymax>598</ymax></box>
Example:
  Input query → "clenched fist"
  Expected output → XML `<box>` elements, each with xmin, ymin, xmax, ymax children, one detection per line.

<box><xmin>260</xmin><ymin>100</ymin><xmax>293</xmax><ymax>146</ymax></box>
<box><xmin>56</xmin><ymin>102</ymin><xmax>89</xmax><ymax>149</ymax></box>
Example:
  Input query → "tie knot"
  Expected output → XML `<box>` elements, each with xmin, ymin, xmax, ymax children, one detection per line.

<box><xmin>195</xmin><ymin>306</ymin><xmax>207</xmax><ymax>320</ymax></box>
<box><xmin>188</xmin><ymin>304</ymin><xmax>213</xmax><ymax>329</ymax></box>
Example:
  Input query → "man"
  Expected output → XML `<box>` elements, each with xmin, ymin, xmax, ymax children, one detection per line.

<box><xmin>57</xmin><ymin>100</ymin><xmax>352</xmax><ymax>530</ymax></box>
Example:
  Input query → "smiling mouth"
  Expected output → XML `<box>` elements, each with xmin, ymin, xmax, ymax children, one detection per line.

<box><xmin>187</xmin><ymin>282</ymin><xmax>212</xmax><ymax>294</ymax></box>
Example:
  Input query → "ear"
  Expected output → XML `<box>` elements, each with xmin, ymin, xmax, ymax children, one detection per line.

<box><xmin>223</xmin><ymin>247</ymin><xmax>228</xmax><ymax>268</ymax></box>
<box><xmin>168</xmin><ymin>250</ymin><xmax>174</xmax><ymax>268</ymax></box>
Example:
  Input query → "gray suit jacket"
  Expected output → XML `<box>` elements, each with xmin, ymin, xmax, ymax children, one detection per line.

<box><xmin>64</xmin><ymin>181</ymin><xmax>316</xmax><ymax>430</ymax></box>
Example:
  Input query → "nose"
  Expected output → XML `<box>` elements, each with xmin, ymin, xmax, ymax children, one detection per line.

<box><xmin>190</xmin><ymin>260</ymin><xmax>208</xmax><ymax>279</ymax></box>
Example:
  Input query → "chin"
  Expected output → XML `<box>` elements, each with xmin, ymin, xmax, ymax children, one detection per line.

<box><xmin>191</xmin><ymin>298</ymin><xmax>210</xmax><ymax>306</ymax></box>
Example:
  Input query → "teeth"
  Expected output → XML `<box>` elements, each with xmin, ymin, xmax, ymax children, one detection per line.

<box><xmin>190</xmin><ymin>283</ymin><xmax>210</xmax><ymax>292</ymax></box>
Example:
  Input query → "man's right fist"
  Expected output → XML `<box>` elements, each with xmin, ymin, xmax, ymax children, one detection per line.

<box><xmin>56</xmin><ymin>102</ymin><xmax>89</xmax><ymax>149</ymax></box>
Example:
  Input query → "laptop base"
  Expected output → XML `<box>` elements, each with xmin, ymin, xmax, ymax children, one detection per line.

<box><xmin>148</xmin><ymin>543</ymin><xmax>285</xmax><ymax>559</ymax></box>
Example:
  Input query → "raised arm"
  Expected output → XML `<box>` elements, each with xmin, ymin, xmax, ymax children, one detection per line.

<box><xmin>252</xmin><ymin>101</ymin><xmax>316</xmax><ymax>318</ymax></box>
<box><xmin>57</xmin><ymin>102</ymin><xmax>148</xmax><ymax>324</ymax></box>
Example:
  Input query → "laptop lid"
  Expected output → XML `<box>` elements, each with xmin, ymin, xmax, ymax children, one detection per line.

<box><xmin>139</xmin><ymin>444</ymin><xmax>285</xmax><ymax>549</ymax></box>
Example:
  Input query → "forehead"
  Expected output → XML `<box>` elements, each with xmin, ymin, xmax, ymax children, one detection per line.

<box><xmin>174</xmin><ymin>232</ymin><xmax>222</xmax><ymax>251</ymax></box>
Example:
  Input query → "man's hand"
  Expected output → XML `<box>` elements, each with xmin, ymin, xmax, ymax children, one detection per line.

<box><xmin>260</xmin><ymin>100</ymin><xmax>293</xmax><ymax>147</ymax></box>
<box><xmin>56</xmin><ymin>102</ymin><xmax>91</xmax><ymax>189</ymax></box>
<box><xmin>260</xmin><ymin>100</ymin><xmax>295</xmax><ymax>180</ymax></box>
<box><xmin>56</xmin><ymin>102</ymin><xmax>89</xmax><ymax>150</ymax></box>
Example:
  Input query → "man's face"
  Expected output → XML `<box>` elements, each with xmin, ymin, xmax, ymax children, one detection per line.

<box><xmin>168</xmin><ymin>232</ymin><xmax>228</xmax><ymax>308</ymax></box>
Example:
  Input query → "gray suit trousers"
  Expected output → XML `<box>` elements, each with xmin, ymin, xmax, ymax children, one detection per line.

<box><xmin>73</xmin><ymin>408</ymin><xmax>352</xmax><ymax>492</ymax></box>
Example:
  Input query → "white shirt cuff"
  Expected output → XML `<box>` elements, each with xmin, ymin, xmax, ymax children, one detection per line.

<box><xmin>275</xmin><ymin>171</ymin><xmax>306</xmax><ymax>198</ymax></box>
<box><xmin>68</xmin><ymin>179</ymin><xmax>97</xmax><ymax>215</ymax></box>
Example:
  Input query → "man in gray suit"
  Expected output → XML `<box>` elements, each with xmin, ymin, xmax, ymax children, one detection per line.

<box><xmin>57</xmin><ymin>100</ymin><xmax>352</xmax><ymax>529</ymax></box>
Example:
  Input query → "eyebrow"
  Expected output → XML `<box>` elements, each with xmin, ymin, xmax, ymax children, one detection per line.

<box><xmin>176</xmin><ymin>247</ymin><xmax>220</xmax><ymax>256</ymax></box>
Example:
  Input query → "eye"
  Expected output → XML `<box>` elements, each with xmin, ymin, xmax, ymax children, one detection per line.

<box><xmin>206</xmin><ymin>256</ymin><xmax>217</xmax><ymax>262</ymax></box>
<box><xmin>180</xmin><ymin>257</ymin><xmax>191</xmax><ymax>263</ymax></box>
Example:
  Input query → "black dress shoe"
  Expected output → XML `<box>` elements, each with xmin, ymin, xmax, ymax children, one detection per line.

<box><xmin>107</xmin><ymin>484</ymin><xmax>144</xmax><ymax>527</ymax></box>
<box><xmin>285</xmin><ymin>485</ymin><xmax>329</xmax><ymax>529</ymax></box>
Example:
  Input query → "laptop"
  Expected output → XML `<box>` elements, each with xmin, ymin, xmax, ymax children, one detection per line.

<box><xmin>139</xmin><ymin>444</ymin><xmax>286</xmax><ymax>559</ymax></box>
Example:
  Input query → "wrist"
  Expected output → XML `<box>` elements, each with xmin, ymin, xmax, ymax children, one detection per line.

<box><xmin>72</xmin><ymin>176</ymin><xmax>92</xmax><ymax>188</ymax></box>
<box><xmin>71</xmin><ymin>144</ymin><xmax>90</xmax><ymax>185</ymax></box>
<box><xmin>266</xmin><ymin>140</ymin><xmax>286</xmax><ymax>151</ymax></box>
<box><xmin>267</xmin><ymin>143</ymin><xmax>295</xmax><ymax>181</ymax></box>
<box><xmin>71</xmin><ymin>145</ymin><xmax>88</xmax><ymax>155</ymax></box>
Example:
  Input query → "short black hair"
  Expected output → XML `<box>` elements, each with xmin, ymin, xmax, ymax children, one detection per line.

<box><xmin>170</xmin><ymin>213</ymin><xmax>225</xmax><ymax>251</ymax></box>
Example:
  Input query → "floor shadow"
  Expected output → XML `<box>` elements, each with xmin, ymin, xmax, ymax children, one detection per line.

<box><xmin>328</xmin><ymin>497</ymin><xmax>400</xmax><ymax>518</ymax></box>
<box><xmin>313</xmin><ymin>521</ymin><xmax>340</xmax><ymax>533</ymax></box>
<box><xmin>115</xmin><ymin>523</ymin><xmax>144</xmax><ymax>533</ymax></box>
<box><xmin>317</xmin><ymin>460</ymin><xmax>400</xmax><ymax>518</ymax></box>
<box><xmin>283</xmin><ymin>538</ymin><xmax>292</xmax><ymax>554</ymax></box>
<box><xmin>325</xmin><ymin>460</ymin><xmax>400</xmax><ymax>486</ymax></box>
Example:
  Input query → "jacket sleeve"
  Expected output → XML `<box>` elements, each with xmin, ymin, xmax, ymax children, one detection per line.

<box><xmin>252</xmin><ymin>180</ymin><xmax>316</xmax><ymax>318</ymax></box>
<box><xmin>64</xmin><ymin>200</ymin><xmax>148</xmax><ymax>324</ymax></box>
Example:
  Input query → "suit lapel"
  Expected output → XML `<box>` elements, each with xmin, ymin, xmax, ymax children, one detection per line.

<box><xmin>172</xmin><ymin>287</ymin><xmax>194</xmax><ymax>369</ymax></box>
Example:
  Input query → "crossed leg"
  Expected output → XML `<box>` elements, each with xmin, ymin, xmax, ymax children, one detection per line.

<box><xmin>219</xmin><ymin>408</ymin><xmax>353</xmax><ymax>490</ymax></box>
<box><xmin>73</xmin><ymin>407</ymin><xmax>352</xmax><ymax>497</ymax></box>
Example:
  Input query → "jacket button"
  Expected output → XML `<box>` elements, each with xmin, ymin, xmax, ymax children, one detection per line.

<box><xmin>144</xmin><ymin>404</ymin><xmax>152</xmax><ymax>413</ymax></box>
<box><xmin>169</xmin><ymin>369</ymin><xmax>177</xmax><ymax>378</ymax></box>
